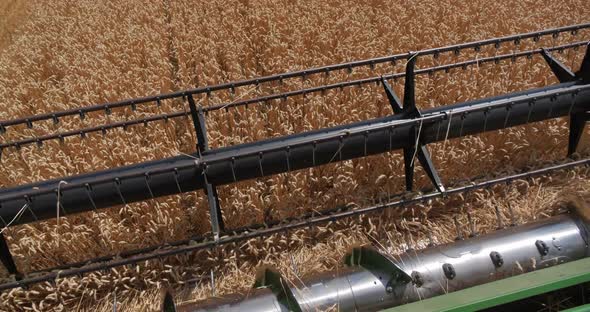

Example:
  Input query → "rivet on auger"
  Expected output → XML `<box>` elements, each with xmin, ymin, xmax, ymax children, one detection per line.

<box><xmin>490</xmin><ymin>251</ymin><xmax>504</xmax><ymax>268</ymax></box>
<box><xmin>536</xmin><ymin>240</ymin><xmax>550</xmax><ymax>256</ymax></box>
<box><xmin>443</xmin><ymin>263</ymin><xmax>456</xmax><ymax>280</ymax></box>
<box><xmin>411</xmin><ymin>271</ymin><xmax>424</xmax><ymax>287</ymax></box>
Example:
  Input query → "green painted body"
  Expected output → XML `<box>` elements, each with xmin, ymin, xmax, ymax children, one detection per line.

<box><xmin>381</xmin><ymin>257</ymin><xmax>590</xmax><ymax>312</ymax></box>
<box><xmin>563</xmin><ymin>303</ymin><xmax>590</xmax><ymax>312</ymax></box>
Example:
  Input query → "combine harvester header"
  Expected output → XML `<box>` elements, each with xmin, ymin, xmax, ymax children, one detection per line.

<box><xmin>0</xmin><ymin>23</ymin><xmax>589</xmax><ymax>310</ymax></box>
<box><xmin>164</xmin><ymin>200</ymin><xmax>590</xmax><ymax>311</ymax></box>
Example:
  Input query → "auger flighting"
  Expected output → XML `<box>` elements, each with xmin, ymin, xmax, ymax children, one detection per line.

<box><xmin>164</xmin><ymin>197</ymin><xmax>590</xmax><ymax>312</ymax></box>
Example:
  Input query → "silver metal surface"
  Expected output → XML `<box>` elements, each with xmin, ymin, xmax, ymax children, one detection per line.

<box><xmin>179</xmin><ymin>288</ymin><xmax>289</xmax><ymax>312</ymax></box>
<box><xmin>176</xmin><ymin>214</ymin><xmax>590</xmax><ymax>312</ymax></box>
<box><xmin>388</xmin><ymin>214</ymin><xmax>589</xmax><ymax>305</ymax></box>
<box><xmin>292</xmin><ymin>266</ymin><xmax>391</xmax><ymax>311</ymax></box>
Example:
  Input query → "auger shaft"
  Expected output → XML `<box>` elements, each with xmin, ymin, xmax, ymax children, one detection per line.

<box><xmin>169</xmin><ymin>212</ymin><xmax>590</xmax><ymax>312</ymax></box>
<box><xmin>0</xmin><ymin>81</ymin><xmax>589</xmax><ymax>226</ymax></box>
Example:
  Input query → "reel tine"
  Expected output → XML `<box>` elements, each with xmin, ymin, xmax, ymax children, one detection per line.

<box><xmin>312</xmin><ymin>141</ymin><xmax>317</xmax><ymax>166</ymax></box>
<box><xmin>404</xmin><ymin>232</ymin><xmax>414</xmax><ymax>252</ymax></box>
<box><xmin>230</xmin><ymin>157</ymin><xmax>237</xmax><ymax>182</ymax></box>
<box><xmin>483</xmin><ymin>107</ymin><xmax>490</xmax><ymax>132</ymax></box>
<box><xmin>495</xmin><ymin>206</ymin><xmax>504</xmax><ymax>230</ymax></box>
<box><xmin>85</xmin><ymin>183</ymin><xmax>98</xmax><ymax>211</ymax></box>
<box><xmin>114</xmin><ymin>178</ymin><xmax>127</xmax><ymax>205</ymax></box>
<box><xmin>210</xmin><ymin>269</ymin><xmax>216</xmax><ymax>297</ymax></box>
<box><xmin>173</xmin><ymin>168</ymin><xmax>183</xmax><ymax>193</ymax></box>
<box><xmin>23</xmin><ymin>197</ymin><xmax>38</xmax><ymax>221</ymax></box>
<box><xmin>258</xmin><ymin>152</ymin><xmax>265</xmax><ymax>177</ymax></box>
<box><xmin>466</xmin><ymin>210</ymin><xmax>478</xmax><ymax>237</ymax></box>
<box><xmin>363</xmin><ymin>132</ymin><xmax>368</xmax><ymax>157</ymax></box>
<box><xmin>426</xmin><ymin>228</ymin><xmax>435</xmax><ymax>247</ymax></box>
<box><xmin>145</xmin><ymin>173</ymin><xmax>155</xmax><ymax>199</ymax></box>
<box><xmin>0</xmin><ymin>210</ymin><xmax>6</xmax><ymax>228</ymax></box>
<box><xmin>453</xmin><ymin>216</ymin><xmax>463</xmax><ymax>241</ymax></box>
<box><xmin>286</xmin><ymin>146</ymin><xmax>291</xmax><ymax>172</ymax></box>
<box><xmin>526</xmin><ymin>98</ymin><xmax>535</xmax><ymax>124</ymax></box>
<box><xmin>507</xmin><ymin>201</ymin><xmax>518</xmax><ymax>227</ymax></box>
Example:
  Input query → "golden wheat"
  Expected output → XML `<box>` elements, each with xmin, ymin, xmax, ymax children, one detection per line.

<box><xmin>0</xmin><ymin>0</ymin><xmax>589</xmax><ymax>311</ymax></box>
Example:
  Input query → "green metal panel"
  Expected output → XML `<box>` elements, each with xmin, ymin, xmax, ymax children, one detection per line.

<box><xmin>382</xmin><ymin>257</ymin><xmax>590</xmax><ymax>312</ymax></box>
<box><xmin>563</xmin><ymin>303</ymin><xmax>590</xmax><ymax>312</ymax></box>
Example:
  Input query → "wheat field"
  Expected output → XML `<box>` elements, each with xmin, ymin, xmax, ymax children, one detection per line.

<box><xmin>0</xmin><ymin>0</ymin><xmax>589</xmax><ymax>311</ymax></box>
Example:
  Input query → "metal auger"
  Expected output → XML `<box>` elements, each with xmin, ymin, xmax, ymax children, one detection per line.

<box><xmin>165</xmin><ymin>199</ymin><xmax>590</xmax><ymax>312</ymax></box>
